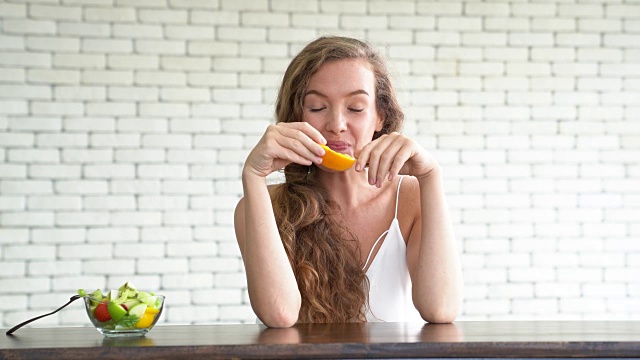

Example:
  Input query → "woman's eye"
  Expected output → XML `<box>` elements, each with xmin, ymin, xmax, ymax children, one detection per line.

<box><xmin>310</xmin><ymin>107</ymin><xmax>326</xmax><ymax>112</ymax></box>
<box><xmin>349</xmin><ymin>108</ymin><xmax>364</xmax><ymax>113</ymax></box>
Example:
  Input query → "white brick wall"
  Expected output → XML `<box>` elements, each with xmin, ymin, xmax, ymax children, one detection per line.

<box><xmin>0</xmin><ymin>0</ymin><xmax>638</xmax><ymax>328</ymax></box>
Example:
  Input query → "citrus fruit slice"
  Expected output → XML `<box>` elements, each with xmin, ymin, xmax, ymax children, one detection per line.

<box><xmin>319</xmin><ymin>144</ymin><xmax>356</xmax><ymax>172</ymax></box>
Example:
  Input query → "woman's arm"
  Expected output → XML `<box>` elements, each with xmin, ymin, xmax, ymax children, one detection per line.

<box><xmin>234</xmin><ymin>122</ymin><xmax>326</xmax><ymax>327</ymax></box>
<box><xmin>235</xmin><ymin>175</ymin><xmax>301</xmax><ymax>327</ymax></box>
<box><xmin>407</xmin><ymin>167</ymin><xmax>463</xmax><ymax>323</ymax></box>
<box><xmin>355</xmin><ymin>132</ymin><xmax>463</xmax><ymax>323</ymax></box>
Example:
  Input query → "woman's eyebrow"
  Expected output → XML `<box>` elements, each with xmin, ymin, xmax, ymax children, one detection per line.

<box><xmin>304</xmin><ymin>89</ymin><xmax>370</xmax><ymax>98</ymax></box>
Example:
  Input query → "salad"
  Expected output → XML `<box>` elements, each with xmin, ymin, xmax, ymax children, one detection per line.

<box><xmin>79</xmin><ymin>282</ymin><xmax>163</xmax><ymax>330</ymax></box>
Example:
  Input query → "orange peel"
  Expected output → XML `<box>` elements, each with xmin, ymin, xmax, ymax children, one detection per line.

<box><xmin>319</xmin><ymin>144</ymin><xmax>356</xmax><ymax>172</ymax></box>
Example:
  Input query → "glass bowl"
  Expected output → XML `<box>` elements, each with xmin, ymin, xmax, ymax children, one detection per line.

<box><xmin>83</xmin><ymin>295</ymin><xmax>165</xmax><ymax>337</ymax></box>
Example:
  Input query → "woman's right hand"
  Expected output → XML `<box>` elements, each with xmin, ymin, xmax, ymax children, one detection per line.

<box><xmin>243</xmin><ymin>122</ymin><xmax>327</xmax><ymax>178</ymax></box>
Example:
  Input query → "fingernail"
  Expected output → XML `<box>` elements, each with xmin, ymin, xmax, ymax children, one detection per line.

<box><xmin>388</xmin><ymin>174</ymin><xmax>393</xmax><ymax>181</ymax></box>
<box><xmin>355</xmin><ymin>163</ymin><xmax>362</xmax><ymax>171</ymax></box>
<box><xmin>369</xmin><ymin>178</ymin><xmax>375</xmax><ymax>185</ymax></box>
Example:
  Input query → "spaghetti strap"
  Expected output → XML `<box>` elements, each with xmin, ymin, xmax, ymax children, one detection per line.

<box><xmin>394</xmin><ymin>175</ymin><xmax>404</xmax><ymax>219</ymax></box>
<box><xmin>362</xmin><ymin>176</ymin><xmax>405</xmax><ymax>271</ymax></box>
<box><xmin>363</xmin><ymin>230</ymin><xmax>388</xmax><ymax>271</ymax></box>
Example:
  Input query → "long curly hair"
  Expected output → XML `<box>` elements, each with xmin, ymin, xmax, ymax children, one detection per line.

<box><xmin>271</xmin><ymin>36</ymin><xmax>404</xmax><ymax>323</ymax></box>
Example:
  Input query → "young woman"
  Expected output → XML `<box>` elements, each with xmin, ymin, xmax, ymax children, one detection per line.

<box><xmin>235</xmin><ymin>36</ymin><xmax>463</xmax><ymax>327</ymax></box>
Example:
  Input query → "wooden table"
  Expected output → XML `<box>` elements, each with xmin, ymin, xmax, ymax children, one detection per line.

<box><xmin>2</xmin><ymin>321</ymin><xmax>639</xmax><ymax>359</ymax></box>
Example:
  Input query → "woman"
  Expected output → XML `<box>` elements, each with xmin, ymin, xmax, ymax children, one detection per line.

<box><xmin>234</xmin><ymin>36</ymin><xmax>463</xmax><ymax>327</ymax></box>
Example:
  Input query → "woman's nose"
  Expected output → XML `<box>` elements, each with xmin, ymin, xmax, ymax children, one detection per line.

<box><xmin>326</xmin><ymin>109</ymin><xmax>347</xmax><ymax>134</ymax></box>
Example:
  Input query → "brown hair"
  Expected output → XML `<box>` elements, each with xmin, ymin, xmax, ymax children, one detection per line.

<box><xmin>272</xmin><ymin>36</ymin><xmax>404</xmax><ymax>323</ymax></box>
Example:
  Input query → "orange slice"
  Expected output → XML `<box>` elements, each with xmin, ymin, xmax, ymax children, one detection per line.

<box><xmin>319</xmin><ymin>144</ymin><xmax>356</xmax><ymax>172</ymax></box>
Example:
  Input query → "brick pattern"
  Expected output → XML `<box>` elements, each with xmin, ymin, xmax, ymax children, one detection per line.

<box><xmin>1</xmin><ymin>0</ymin><xmax>639</xmax><ymax>326</ymax></box>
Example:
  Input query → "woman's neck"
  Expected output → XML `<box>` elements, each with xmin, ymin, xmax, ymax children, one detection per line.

<box><xmin>313</xmin><ymin>167</ymin><xmax>390</xmax><ymax>210</ymax></box>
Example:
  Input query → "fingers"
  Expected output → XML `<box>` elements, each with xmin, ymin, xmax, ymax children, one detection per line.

<box><xmin>265</xmin><ymin>123</ymin><xmax>325</xmax><ymax>166</ymax></box>
<box><xmin>357</xmin><ymin>133</ymin><xmax>413</xmax><ymax>188</ymax></box>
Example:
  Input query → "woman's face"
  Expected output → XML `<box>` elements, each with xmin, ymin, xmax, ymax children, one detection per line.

<box><xmin>302</xmin><ymin>58</ymin><xmax>383</xmax><ymax>160</ymax></box>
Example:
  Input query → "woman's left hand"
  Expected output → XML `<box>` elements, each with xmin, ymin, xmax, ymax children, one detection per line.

<box><xmin>354</xmin><ymin>132</ymin><xmax>439</xmax><ymax>187</ymax></box>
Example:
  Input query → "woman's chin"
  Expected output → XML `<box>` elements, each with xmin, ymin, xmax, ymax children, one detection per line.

<box><xmin>316</xmin><ymin>163</ymin><xmax>350</xmax><ymax>173</ymax></box>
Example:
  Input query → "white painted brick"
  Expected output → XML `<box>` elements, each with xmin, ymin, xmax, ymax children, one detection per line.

<box><xmin>340</xmin><ymin>15</ymin><xmax>387</xmax><ymax>30</ymax></box>
<box><xmin>531</xmin><ymin>77</ymin><xmax>575</xmax><ymax>91</ymax></box>
<box><xmin>190</xmin><ymin>165</ymin><xmax>241</xmax><ymax>179</ymax></box>
<box><xmin>135</xmin><ymin>40</ymin><xmax>184</xmax><ymax>56</ymax></box>
<box><xmin>485</xmin><ymin>17</ymin><xmax>529</xmax><ymax>31</ymax></box>
<box><xmin>138</xmin><ymin>259</ymin><xmax>188</xmax><ymax>274</ymax></box>
<box><xmin>8</xmin><ymin>149</ymin><xmax>59</xmax><ymax>163</ymax></box>
<box><xmin>138</xmin><ymin>196</ymin><xmax>188</xmax><ymax>210</ymax></box>
<box><xmin>536</xmin><ymin>283</ymin><xmax>581</xmax><ymax>298</ymax></box>
<box><xmin>84</xmin><ymin>195</ymin><xmax>136</xmax><ymax>210</ymax></box>
<box><xmin>0</xmin><ymin>100</ymin><xmax>28</xmax><ymax>115</ymax></box>
<box><xmin>436</xmin><ymin>77</ymin><xmax>482</xmax><ymax>90</ymax></box>
<box><xmin>389</xmin><ymin>16</ymin><xmax>434</xmax><ymax>30</ymax></box>
<box><xmin>242</xmin><ymin>12</ymin><xmax>289</xmax><ymax>27</ymax></box>
<box><xmin>191</xmin><ymin>289</ymin><xmax>242</xmax><ymax>305</ymax></box>
<box><xmin>0</xmin><ymin>262</ymin><xmax>26</xmax><ymax>277</ymax></box>
<box><xmin>415</xmin><ymin>32</ymin><xmax>460</xmax><ymax>46</ymax></box>
<box><xmin>56</xmin><ymin>212</ymin><xmax>109</xmax><ymax>226</ymax></box>
<box><xmin>138</xmin><ymin>164</ymin><xmax>189</xmax><ymax>179</ymax></box>
<box><xmin>114</xmin><ymin>243</ymin><xmax>164</xmax><ymax>258</ymax></box>
<box><xmin>139</xmin><ymin>9</ymin><xmax>188</xmax><ymax>24</ymax></box>
<box><xmin>4</xmin><ymin>245</ymin><xmax>56</xmax><ymax>260</ymax></box>
<box><xmin>31</xmin><ymin>101</ymin><xmax>84</xmax><ymax>116</ymax></box>
<box><xmin>36</xmin><ymin>134</ymin><xmax>87</xmax><ymax>147</ymax></box>
<box><xmin>108</xmin><ymin>54</ymin><xmax>159</xmax><ymax>70</ymax></box>
<box><xmin>28</xmin><ymin>260</ymin><xmax>81</xmax><ymax>276</ymax></box>
<box><xmin>1</xmin><ymin>180</ymin><xmax>52</xmax><ymax>195</ymax></box>
<box><xmin>111</xmin><ymin>180</ymin><xmax>161</xmax><ymax>194</ymax></box>
<box><xmin>0</xmin><ymin>67</ymin><xmax>25</xmax><ymax>82</ymax></box>
<box><xmin>2</xmin><ymin>19</ymin><xmax>56</xmax><ymax>35</ymax></box>
<box><xmin>488</xmin><ymin>283</ymin><xmax>534</xmax><ymax>298</ymax></box>
<box><xmin>111</xmin><ymin>211</ymin><xmax>162</xmax><ymax>226</ymax></box>
<box><xmin>90</xmin><ymin>134</ymin><xmax>140</xmax><ymax>148</ymax></box>
<box><xmin>163</xmin><ymin>180</ymin><xmax>213</xmax><ymax>194</ymax></box>
<box><xmin>509</xmin><ymin>33</ymin><xmax>554</xmax><ymax>47</ymax></box>
<box><xmin>189</xmin><ymin>257</ymin><xmax>242</xmax><ymax>273</ymax></box>
<box><xmin>163</xmin><ymin>273</ymin><xmax>214</xmax><ymax>289</ymax></box>
<box><xmin>51</xmin><ymin>181</ymin><xmax>106</xmax><ymax>197</ymax></box>
<box><xmin>142</xmin><ymin>133</ymin><xmax>192</xmax><ymax>149</ymax></box>
<box><xmin>463</xmin><ymin>268</ymin><xmax>508</xmax><ymax>284</ymax></box>
<box><xmin>87</xmin><ymin>227</ymin><xmax>138</xmax><ymax>243</ymax></box>
<box><xmin>83</xmin><ymin>260</ymin><xmax>136</xmax><ymax>274</ymax></box>
<box><xmin>32</xmin><ymin>228</ymin><xmax>84</xmax><ymax>244</ymax></box>
<box><xmin>532</xmin><ymin>18</ymin><xmax>576</xmax><ymax>32</ymax></box>
<box><xmin>190</xmin><ymin>10</ymin><xmax>238</xmax><ymax>25</ymax></box>
<box><xmin>115</xmin><ymin>149</ymin><xmax>165</xmax><ymax>163</ymax></box>
<box><xmin>0</xmin><ymin>278</ymin><xmax>50</xmax><ymax>294</ymax></box>
<box><xmin>83</xmin><ymin>70</ymin><xmax>133</xmax><ymax>85</ymax></box>
<box><xmin>166</xmin><ymin>305</ymin><xmax>219</xmax><ymax>323</ymax></box>
<box><xmin>188</xmin><ymin>72</ymin><xmax>237</xmax><ymax>88</ymax></box>
<box><xmin>487</xmin><ymin>252</ymin><xmax>531</xmax><ymax>267</ymax></box>
<box><xmin>85</xmin><ymin>7</ymin><xmax>136</xmax><ymax>22</ymax></box>
<box><xmin>55</xmin><ymin>86</ymin><xmax>106</xmax><ymax>101</ymax></box>
<box><xmin>164</xmin><ymin>210</ymin><xmax>214</xmax><ymax>225</ymax></box>
<box><xmin>462</xmin><ymin>33</ymin><xmax>508</xmax><ymax>47</ymax></box>
<box><xmin>0</xmin><ymin>196</ymin><xmax>25</xmax><ymax>210</ymax></box>
<box><xmin>557</xmin><ymin>33</ymin><xmax>601</xmax><ymax>47</ymax></box>
<box><xmin>509</xmin><ymin>267</ymin><xmax>556</xmax><ymax>282</ymax></box>
<box><xmin>0</xmin><ymin>51</ymin><xmax>50</xmax><ymax>67</ymax></box>
<box><xmin>436</xmin><ymin>46</ymin><xmax>482</xmax><ymax>61</ymax></box>
<box><xmin>438</xmin><ymin>17</ymin><xmax>481</xmax><ymax>31</ymax></box>
<box><xmin>417</xmin><ymin>2</ymin><xmax>462</xmax><ymax>15</ymax></box>
<box><xmin>136</xmin><ymin>70</ymin><xmax>186</xmax><ymax>85</ymax></box>
<box><xmin>141</xmin><ymin>227</ymin><xmax>192</xmax><ymax>242</ymax></box>
<box><xmin>578</xmin><ymin>48</ymin><xmax>623</xmax><ymax>63</ymax></box>
<box><xmin>0</xmin><ymin>3</ymin><xmax>27</xmax><ymax>17</ymax></box>
<box><xmin>81</xmin><ymin>38</ymin><xmax>133</xmax><ymax>53</ymax></box>
<box><xmin>214</xmin><ymin>272</ymin><xmax>247</xmax><ymax>288</ymax></box>
<box><xmin>52</xmin><ymin>276</ymin><xmax>107</xmax><ymax>292</ymax></box>
<box><xmin>464</xmin><ymin>299</ymin><xmax>510</xmax><ymax>315</ymax></box>
<box><xmin>580</xmin><ymin>253</ymin><xmax>626</xmax><ymax>268</ymax></box>
<box><xmin>166</xmin><ymin>149</ymin><xmax>217</xmax><ymax>164</ymax></box>
<box><xmin>607</xmin><ymin>5</ymin><xmax>640</xmax><ymax>18</ymax></box>
<box><xmin>513</xmin><ymin>299</ymin><xmax>558</xmax><ymax>314</ymax></box>
<box><xmin>465</xmin><ymin>3</ymin><xmax>509</xmax><ymax>16</ymax></box>
<box><xmin>160</xmin><ymin>88</ymin><xmax>209</xmax><ymax>102</ymax></box>
<box><xmin>558</xmin><ymin>209</ymin><xmax>603</xmax><ymax>222</ymax></box>
<box><xmin>605</xmin><ymin>268</ymin><xmax>638</xmax><ymax>282</ymax></box>
<box><xmin>29</xmin><ymin>165</ymin><xmax>81</xmax><ymax>179</ymax></box>
<box><xmin>62</xmin><ymin>149</ymin><xmax>112</xmax><ymax>163</ymax></box>
<box><xmin>161</xmin><ymin>57</ymin><xmax>210</xmax><ymax>71</ymax></box>
<box><xmin>0</xmin><ymin>132</ymin><xmax>34</xmax><ymax>146</ymax></box>
<box><xmin>165</xmin><ymin>25</ymin><xmax>215</xmax><ymax>40</ymax></box>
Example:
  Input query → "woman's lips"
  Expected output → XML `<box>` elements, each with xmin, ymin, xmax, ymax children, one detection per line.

<box><xmin>326</xmin><ymin>141</ymin><xmax>350</xmax><ymax>153</ymax></box>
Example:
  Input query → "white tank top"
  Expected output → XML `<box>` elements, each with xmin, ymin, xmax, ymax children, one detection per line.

<box><xmin>363</xmin><ymin>176</ymin><xmax>423</xmax><ymax>322</ymax></box>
